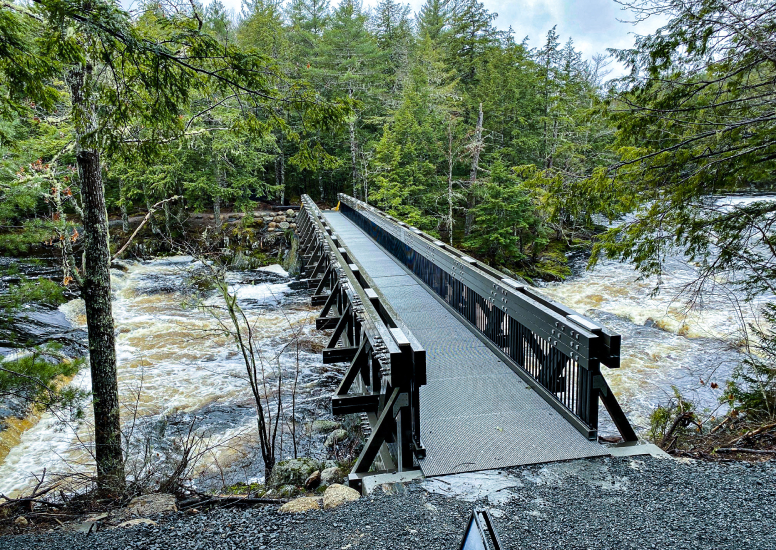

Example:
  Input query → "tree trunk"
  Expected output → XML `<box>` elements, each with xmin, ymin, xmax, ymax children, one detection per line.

<box><xmin>464</xmin><ymin>103</ymin><xmax>484</xmax><ymax>237</ymax></box>
<box><xmin>68</xmin><ymin>64</ymin><xmax>125</xmax><ymax>493</ymax></box>
<box><xmin>447</xmin><ymin>117</ymin><xmax>455</xmax><ymax>245</ymax></box>
<box><xmin>214</xmin><ymin>164</ymin><xmax>224</xmax><ymax>233</ymax></box>
<box><xmin>275</xmin><ymin>136</ymin><xmax>286</xmax><ymax>206</ymax></box>
<box><xmin>349</xmin><ymin>119</ymin><xmax>359</xmax><ymax>199</ymax></box>
<box><xmin>79</xmin><ymin>149</ymin><xmax>125</xmax><ymax>492</ymax></box>
<box><xmin>348</xmin><ymin>89</ymin><xmax>360</xmax><ymax>199</ymax></box>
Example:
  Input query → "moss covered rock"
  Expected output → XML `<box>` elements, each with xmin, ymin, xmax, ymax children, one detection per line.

<box><xmin>268</xmin><ymin>458</ymin><xmax>321</xmax><ymax>488</ymax></box>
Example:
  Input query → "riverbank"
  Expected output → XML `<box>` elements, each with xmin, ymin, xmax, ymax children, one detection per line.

<box><xmin>2</xmin><ymin>455</ymin><xmax>774</xmax><ymax>549</ymax></box>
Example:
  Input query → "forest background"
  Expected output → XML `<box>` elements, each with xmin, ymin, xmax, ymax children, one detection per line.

<box><xmin>1</xmin><ymin>0</ymin><xmax>775</xmax><ymax>488</ymax></box>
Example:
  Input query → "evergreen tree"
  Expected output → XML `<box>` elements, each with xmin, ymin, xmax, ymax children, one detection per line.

<box><xmin>314</xmin><ymin>0</ymin><xmax>383</xmax><ymax>198</ymax></box>
<box><xmin>416</xmin><ymin>0</ymin><xmax>449</xmax><ymax>42</ymax></box>
<box><xmin>372</xmin><ymin>0</ymin><xmax>414</xmax><ymax>100</ymax></box>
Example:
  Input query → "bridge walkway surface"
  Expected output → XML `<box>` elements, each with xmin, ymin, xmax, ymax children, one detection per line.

<box><xmin>322</xmin><ymin>210</ymin><xmax>608</xmax><ymax>477</ymax></box>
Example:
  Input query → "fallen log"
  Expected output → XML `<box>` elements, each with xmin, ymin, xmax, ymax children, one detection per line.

<box><xmin>715</xmin><ymin>447</ymin><xmax>776</xmax><ymax>455</ymax></box>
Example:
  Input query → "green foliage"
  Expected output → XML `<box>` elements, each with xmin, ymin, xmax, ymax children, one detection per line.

<box><xmin>0</xmin><ymin>346</ymin><xmax>87</xmax><ymax>417</ymax></box>
<box><xmin>724</xmin><ymin>304</ymin><xmax>776</xmax><ymax>420</ymax></box>
<box><xmin>648</xmin><ymin>387</ymin><xmax>696</xmax><ymax>444</ymax></box>
<box><xmin>591</xmin><ymin>0</ymin><xmax>776</xmax><ymax>298</ymax></box>
<box><xmin>0</xmin><ymin>276</ymin><xmax>66</xmax><ymax>312</ymax></box>
<box><xmin>465</xmin><ymin>159</ymin><xmax>547</xmax><ymax>265</ymax></box>
<box><xmin>1</xmin><ymin>0</ymin><xmax>636</xmax><ymax>281</ymax></box>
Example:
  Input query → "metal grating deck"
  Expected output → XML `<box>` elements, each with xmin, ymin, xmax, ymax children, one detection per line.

<box><xmin>322</xmin><ymin>211</ymin><xmax>608</xmax><ymax>476</ymax></box>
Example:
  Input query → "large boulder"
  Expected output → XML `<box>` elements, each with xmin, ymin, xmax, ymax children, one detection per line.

<box><xmin>320</xmin><ymin>467</ymin><xmax>344</xmax><ymax>486</ymax></box>
<box><xmin>268</xmin><ymin>458</ymin><xmax>320</xmax><ymax>488</ymax></box>
<box><xmin>279</xmin><ymin>497</ymin><xmax>320</xmax><ymax>514</ymax></box>
<box><xmin>311</xmin><ymin>420</ymin><xmax>341</xmax><ymax>434</ymax></box>
<box><xmin>324</xmin><ymin>429</ymin><xmax>348</xmax><ymax>448</ymax></box>
<box><xmin>322</xmin><ymin>484</ymin><xmax>360</xmax><ymax>510</ymax></box>
<box><xmin>305</xmin><ymin>470</ymin><xmax>321</xmax><ymax>490</ymax></box>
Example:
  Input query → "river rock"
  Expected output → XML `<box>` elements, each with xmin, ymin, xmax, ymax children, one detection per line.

<box><xmin>290</xmin><ymin>223</ymin><xmax>297</xmax><ymax>229</ymax></box>
<box><xmin>279</xmin><ymin>497</ymin><xmax>320</xmax><ymax>514</ymax></box>
<box><xmin>110</xmin><ymin>260</ymin><xmax>130</xmax><ymax>272</ymax></box>
<box><xmin>311</xmin><ymin>420</ymin><xmax>341</xmax><ymax>434</ymax></box>
<box><xmin>268</xmin><ymin>222</ymin><xmax>277</xmax><ymax>230</ymax></box>
<box><xmin>117</xmin><ymin>518</ymin><xmax>157</xmax><ymax>528</ymax></box>
<box><xmin>14</xmin><ymin>516</ymin><xmax>28</xmax><ymax>526</ymax></box>
<box><xmin>325</xmin><ymin>429</ymin><xmax>348</xmax><ymax>447</ymax></box>
<box><xmin>125</xmin><ymin>493</ymin><xmax>177</xmax><ymax>516</ymax></box>
<box><xmin>269</xmin><ymin>458</ymin><xmax>320</xmax><ymax>488</ymax></box>
<box><xmin>320</xmin><ymin>467</ymin><xmax>344</xmax><ymax>486</ymax></box>
<box><xmin>279</xmin><ymin>221</ymin><xmax>290</xmax><ymax>230</ymax></box>
<box><xmin>305</xmin><ymin>470</ymin><xmax>321</xmax><ymax>490</ymax></box>
<box><xmin>323</xmin><ymin>484</ymin><xmax>360</xmax><ymax>510</ymax></box>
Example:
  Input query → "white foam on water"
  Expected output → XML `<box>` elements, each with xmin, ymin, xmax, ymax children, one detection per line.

<box><xmin>258</xmin><ymin>264</ymin><xmax>289</xmax><ymax>277</ymax></box>
<box><xmin>0</xmin><ymin>256</ymin><xmax>317</xmax><ymax>497</ymax></box>
<box><xmin>0</xmin><ymin>368</ymin><xmax>93</xmax><ymax>496</ymax></box>
<box><xmin>227</xmin><ymin>282</ymin><xmax>292</xmax><ymax>303</ymax></box>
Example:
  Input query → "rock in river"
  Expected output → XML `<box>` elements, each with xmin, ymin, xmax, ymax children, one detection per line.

<box><xmin>320</xmin><ymin>467</ymin><xmax>344</xmax><ymax>486</ymax></box>
<box><xmin>269</xmin><ymin>458</ymin><xmax>320</xmax><ymax>488</ymax></box>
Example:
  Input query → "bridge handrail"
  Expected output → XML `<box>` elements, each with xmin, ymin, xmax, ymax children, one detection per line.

<box><xmin>298</xmin><ymin>196</ymin><xmax>427</xmax><ymax>486</ymax></box>
<box><xmin>337</xmin><ymin>193</ymin><xmax>637</xmax><ymax>442</ymax></box>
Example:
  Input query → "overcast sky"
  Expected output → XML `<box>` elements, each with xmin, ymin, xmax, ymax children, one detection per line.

<box><xmin>177</xmin><ymin>1</ymin><xmax>668</xmax><ymax>75</ymax></box>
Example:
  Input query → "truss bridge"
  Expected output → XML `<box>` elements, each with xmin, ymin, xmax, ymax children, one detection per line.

<box><xmin>296</xmin><ymin>194</ymin><xmax>637</xmax><ymax>491</ymax></box>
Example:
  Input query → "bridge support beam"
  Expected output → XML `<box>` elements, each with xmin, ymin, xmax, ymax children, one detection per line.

<box><xmin>298</xmin><ymin>197</ymin><xmax>427</xmax><ymax>491</ymax></box>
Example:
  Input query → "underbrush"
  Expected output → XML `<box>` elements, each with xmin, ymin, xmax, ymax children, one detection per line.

<box><xmin>649</xmin><ymin>306</ymin><xmax>776</xmax><ymax>461</ymax></box>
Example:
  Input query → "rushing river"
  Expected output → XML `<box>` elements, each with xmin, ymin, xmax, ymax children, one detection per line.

<box><xmin>0</xmin><ymin>257</ymin><xmax>336</xmax><ymax>497</ymax></box>
<box><xmin>1</xmin><ymin>197</ymin><xmax>773</xmax><ymax>496</ymax></box>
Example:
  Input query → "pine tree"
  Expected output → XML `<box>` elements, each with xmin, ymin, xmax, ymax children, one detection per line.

<box><xmin>446</xmin><ymin>0</ymin><xmax>497</xmax><ymax>89</ymax></box>
<box><xmin>315</xmin><ymin>0</ymin><xmax>384</xmax><ymax>198</ymax></box>
<box><xmin>372</xmin><ymin>0</ymin><xmax>413</xmax><ymax>99</ymax></box>
<box><xmin>416</xmin><ymin>0</ymin><xmax>449</xmax><ymax>42</ymax></box>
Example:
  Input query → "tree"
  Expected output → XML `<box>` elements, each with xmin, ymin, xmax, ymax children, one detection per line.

<box><xmin>445</xmin><ymin>0</ymin><xmax>497</xmax><ymax>90</ymax></box>
<box><xmin>316</xmin><ymin>0</ymin><xmax>384</xmax><ymax>198</ymax></box>
<box><xmin>1</xmin><ymin>0</ymin><xmax>345</xmax><ymax>492</ymax></box>
<box><xmin>465</xmin><ymin>158</ymin><xmax>546</xmax><ymax>265</ymax></box>
<box><xmin>592</xmin><ymin>0</ymin><xmax>776</xmax><ymax>300</ymax></box>
<box><xmin>372</xmin><ymin>0</ymin><xmax>413</xmax><ymax>100</ymax></box>
<box><xmin>416</xmin><ymin>0</ymin><xmax>448</xmax><ymax>43</ymax></box>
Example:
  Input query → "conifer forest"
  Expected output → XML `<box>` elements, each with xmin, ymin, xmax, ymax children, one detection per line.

<box><xmin>0</xmin><ymin>0</ymin><xmax>775</xmax><ymax>536</ymax></box>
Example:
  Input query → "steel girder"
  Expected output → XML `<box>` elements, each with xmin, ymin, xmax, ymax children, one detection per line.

<box><xmin>297</xmin><ymin>197</ymin><xmax>427</xmax><ymax>492</ymax></box>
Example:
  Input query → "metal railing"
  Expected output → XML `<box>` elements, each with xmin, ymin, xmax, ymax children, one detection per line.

<box><xmin>297</xmin><ymin>196</ymin><xmax>427</xmax><ymax>491</ymax></box>
<box><xmin>337</xmin><ymin>193</ymin><xmax>636</xmax><ymax>442</ymax></box>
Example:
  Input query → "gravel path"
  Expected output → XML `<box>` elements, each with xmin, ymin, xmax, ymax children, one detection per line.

<box><xmin>3</xmin><ymin>456</ymin><xmax>775</xmax><ymax>550</ymax></box>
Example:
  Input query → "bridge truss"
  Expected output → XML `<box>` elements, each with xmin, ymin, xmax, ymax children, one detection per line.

<box><xmin>297</xmin><ymin>194</ymin><xmax>636</xmax><ymax>490</ymax></box>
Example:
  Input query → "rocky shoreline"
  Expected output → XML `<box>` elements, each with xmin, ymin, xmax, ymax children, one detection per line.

<box><xmin>2</xmin><ymin>456</ymin><xmax>775</xmax><ymax>549</ymax></box>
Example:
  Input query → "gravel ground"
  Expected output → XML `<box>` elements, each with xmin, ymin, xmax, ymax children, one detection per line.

<box><xmin>2</xmin><ymin>456</ymin><xmax>775</xmax><ymax>550</ymax></box>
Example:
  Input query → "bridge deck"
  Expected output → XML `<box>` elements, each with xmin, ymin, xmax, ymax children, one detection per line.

<box><xmin>323</xmin><ymin>211</ymin><xmax>608</xmax><ymax>476</ymax></box>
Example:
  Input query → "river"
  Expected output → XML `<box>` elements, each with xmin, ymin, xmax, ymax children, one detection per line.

<box><xmin>0</xmin><ymin>257</ymin><xmax>336</xmax><ymax>497</ymax></box>
<box><xmin>1</xmin><ymin>197</ymin><xmax>772</xmax><ymax>496</ymax></box>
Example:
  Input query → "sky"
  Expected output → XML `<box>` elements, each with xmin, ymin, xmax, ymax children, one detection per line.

<box><xmin>184</xmin><ymin>0</ymin><xmax>669</xmax><ymax>76</ymax></box>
